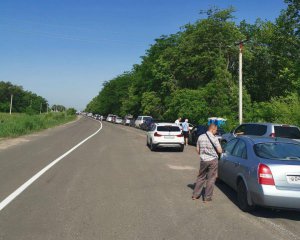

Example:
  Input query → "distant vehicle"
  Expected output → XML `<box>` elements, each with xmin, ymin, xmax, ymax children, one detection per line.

<box><xmin>140</xmin><ymin>118</ymin><xmax>155</xmax><ymax>131</ymax></box>
<box><xmin>87</xmin><ymin>113</ymin><xmax>93</xmax><ymax>117</ymax></box>
<box><xmin>115</xmin><ymin>117</ymin><xmax>123</xmax><ymax>124</ymax></box>
<box><xmin>219</xmin><ymin>136</ymin><xmax>300</xmax><ymax>211</ymax></box>
<box><xmin>107</xmin><ymin>114</ymin><xmax>116</xmax><ymax>122</ymax></box>
<box><xmin>188</xmin><ymin>125</ymin><xmax>224</xmax><ymax>145</ymax></box>
<box><xmin>146</xmin><ymin>123</ymin><xmax>184</xmax><ymax>152</ymax></box>
<box><xmin>124</xmin><ymin>114</ymin><xmax>133</xmax><ymax>125</ymax></box>
<box><xmin>129</xmin><ymin>118</ymin><xmax>136</xmax><ymax>127</ymax></box>
<box><xmin>135</xmin><ymin>116</ymin><xmax>152</xmax><ymax>128</ymax></box>
<box><xmin>111</xmin><ymin>115</ymin><xmax>117</xmax><ymax>123</ymax></box>
<box><xmin>221</xmin><ymin>123</ymin><xmax>300</xmax><ymax>144</ymax></box>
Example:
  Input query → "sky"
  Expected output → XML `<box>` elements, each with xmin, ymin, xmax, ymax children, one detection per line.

<box><xmin>0</xmin><ymin>0</ymin><xmax>287</xmax><ymax>111</ymax></box>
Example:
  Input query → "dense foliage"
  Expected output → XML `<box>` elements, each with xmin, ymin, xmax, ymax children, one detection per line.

<box><xmin>0</xmin><ymin>81</ymin><xmax>76</xmax><ymax>114</ymax></box>
<box><xmin>0</xmin><ymin>81</ymin><xmax>48</xmax><ymax>114</ymax></box>
<box><xmin>86</xmin><ymin>1</ymin><xmax>300</xmax><ymax>128</ymax></box>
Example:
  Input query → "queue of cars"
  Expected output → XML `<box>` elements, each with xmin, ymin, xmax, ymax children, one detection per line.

<box><xmin>86</xmin><ymin>112</ymin><xmax>300</xmax><ymax>211</ymax></box>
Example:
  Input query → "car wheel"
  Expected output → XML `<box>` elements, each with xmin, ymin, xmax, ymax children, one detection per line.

<box><xmin>179</xmin><ymin>145</ymin><xmax>184</xmax><ymax>152</ymax></box>
<box><xmin>237</xmin><ymin>180</ymin><xmax>255</xmax><ymax>212</ymax></box>
<box><xmin>150</xmin><ymin>140</ymin><xmax>156</xmax><ymax>151</ymax></box>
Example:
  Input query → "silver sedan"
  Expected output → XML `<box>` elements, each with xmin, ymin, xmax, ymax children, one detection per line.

<box><xmin>218</xmin><ymin>136</ymin><xmax>300</xmax><ymax>212</ymax></box>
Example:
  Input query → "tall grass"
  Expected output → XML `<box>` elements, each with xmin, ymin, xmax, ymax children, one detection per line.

<box><xmin>0</xmin><ymin>112</ymin><xmax>76</xmax><ymax>138</ymax></box>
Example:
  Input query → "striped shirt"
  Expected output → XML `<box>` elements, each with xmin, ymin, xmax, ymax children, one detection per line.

<box><xmin>197</xmin><ymin>131</ymin><xmax>221</xmax><ymax>162</ymax></box>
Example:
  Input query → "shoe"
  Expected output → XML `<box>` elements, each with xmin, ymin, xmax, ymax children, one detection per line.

<box><xmin>203</xmin><ymin>197</ymin><xmax>212</xmax><ymax>203</ymax></box>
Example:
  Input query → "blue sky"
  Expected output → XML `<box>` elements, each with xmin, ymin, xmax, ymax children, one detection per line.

<box><xmin>0</xmin><ymin>0</ymin><xmax>286</xmax><ymax>110</ymax></box>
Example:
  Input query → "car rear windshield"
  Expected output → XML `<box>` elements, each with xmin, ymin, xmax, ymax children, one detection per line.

<box><xmin>157</xmin><ymin>126</ymin><xmax>180</xmax><ymax>132</ymax></box>
<box><xmin>274</xmin><ymin>126</ymin><xmax>300</xmax><ymax>139</ymax></box>
<box><xmin>143</xmin><ymin>117</ymin><xmax>152</xmax><ymax>121</ymax></box>
<box><xmin>254</xmin><ymin>142</ymin><xmax>300</xmax><ymax>160</ymax></box>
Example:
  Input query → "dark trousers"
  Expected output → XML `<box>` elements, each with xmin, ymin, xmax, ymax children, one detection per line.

<box><xmin>192</xmin><ymin>159</ymin><xmax>218</xmax><ymax>200</ymax></box>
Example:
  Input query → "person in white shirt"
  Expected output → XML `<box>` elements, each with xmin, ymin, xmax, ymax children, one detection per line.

<box><xmin>175</xmin><ymin>117</ymin><xmax>181</xmax><ymax>126</ymax></box>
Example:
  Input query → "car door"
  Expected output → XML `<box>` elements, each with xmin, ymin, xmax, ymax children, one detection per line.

<box><xmin>219</xmin><ymin>138</ymin><xmax>239</xmax><ymax>186</ymax></box>
<box><xmin>229</xmin><ymin>139</ymin><xmax>248</xmax><ymax>190</ymax></box>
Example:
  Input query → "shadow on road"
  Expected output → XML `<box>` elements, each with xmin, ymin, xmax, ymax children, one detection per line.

<box><xmin>215</xmin><ymin>181</ymin><xmax>300</xmax><ymax>221</ymax></box>
<box><xmin>148</xmin><ymin>147</ymin><xmax>184</xmax><ymax>153</ymax></box>
<box><xmin>186</xmin><ymin>180</ymin><xmax>300</xmax><ymax>220</ymax></box>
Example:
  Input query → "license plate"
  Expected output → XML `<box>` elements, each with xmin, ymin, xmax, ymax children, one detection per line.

<box><xmin>164</xmin><ymin>136</ymin><xmax>174</xmax><ymax>139</ymax></box>
<box><xmin>287</xmin><ymin>175</ymin><xmax>300</xmax><ymax>184</ymax></box>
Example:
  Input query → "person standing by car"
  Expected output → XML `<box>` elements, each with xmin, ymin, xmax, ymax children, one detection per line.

<box><xmin>175</xmin><ymin>117</ymin><xmax>181</xmax><ymax>126</ymax></box>
<box><xmin>192</xmin><ymin>123</ymin><xmax>222</xmax><ymax>202</ymax></box>
<box><xmin>181</xmin><ymin>119</ymin><xmax>190</xmax><ymax>146</ymax></box>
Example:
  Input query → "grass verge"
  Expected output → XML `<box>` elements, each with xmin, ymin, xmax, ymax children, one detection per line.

<box><xmin>0</xmin><ymin>112</ymin><xmax>77</xmax><ymax>138</ymax></box>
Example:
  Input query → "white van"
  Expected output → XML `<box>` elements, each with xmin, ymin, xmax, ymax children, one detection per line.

<box><xmin>134</xmin><ymin>116</ymin><xmax>152</xmax><ymax>128</ymax></box>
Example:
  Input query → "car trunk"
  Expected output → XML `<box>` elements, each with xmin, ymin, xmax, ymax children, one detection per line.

<box><xmin>263</xmin><ymin>160</ymin><xmax>300</xmax><ymax>190</ymax></box>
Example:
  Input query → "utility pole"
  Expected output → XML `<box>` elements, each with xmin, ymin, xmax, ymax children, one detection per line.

<box><xmin>9</xmin><ymin>94</ymin><xmax>13</xmax><ymax>115</ymax></box>
<box><xmin>236</xmin><ymin>39</ymin><xmax>248</xmax><ymax>124</ymax></box>
<box><xmin>40</xmin><ymin>103</ymin><xmax>42</xmax><ymax>114</ymax></box>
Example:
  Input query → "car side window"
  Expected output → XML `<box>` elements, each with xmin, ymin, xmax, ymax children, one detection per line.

<box><xmin>224</xmin><ymin>139</ymin><xmax>239</xmax><ymax>155</ymax></box>
<box><xmin>232</xmin><ymin>140</ymin><xmax>247</xmax><ymax>159</ymax></box>
<box><xmin>246</xmin><ymin>124</ymin><xmax>267</xmax><ymax>136</ymax></box>
<box><xmin>234</xmin><ymin>125</ymin><xmax>246</xmax><ymax>135</ymax></box>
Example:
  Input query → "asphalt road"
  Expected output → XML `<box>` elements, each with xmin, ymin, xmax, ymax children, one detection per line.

<box><xmin>0</xmin><ymin>117</ymin><xmax>299</xmax><ymax>240</ymax></box>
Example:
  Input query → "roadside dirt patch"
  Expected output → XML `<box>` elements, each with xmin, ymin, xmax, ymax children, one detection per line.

<box><xmin>0</xmin><ymin>137</ymin><xmax>30</xmax><ymax>150</ymax></box>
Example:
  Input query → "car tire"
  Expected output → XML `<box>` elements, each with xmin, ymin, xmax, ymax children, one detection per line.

<box><xmin>237</xmin><ymin>180</ymin><xmax>255</xmax><ymax>212</ymax></box>
<box><xmin>179</xmin><ymin>145</ymin><xmax>184</xmax><ymax>152</ymax></box>
<box><xmin>150</xmin><ymin>140</ymin><xmax>156</xmax><ymax>151</ymax></box>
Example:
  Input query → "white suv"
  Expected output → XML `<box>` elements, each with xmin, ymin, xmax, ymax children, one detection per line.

<box><xmin>146</xmin><ymin>123</ymin><xmax>184</xmax><ymax>151</ymax></box>
<box><xmin>134</xmin><ymin>116</ymin><xmax>152</xmax><ymax>128</ymax></box>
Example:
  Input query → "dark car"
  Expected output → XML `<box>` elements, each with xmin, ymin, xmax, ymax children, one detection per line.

<box><xmin>188</xmin><ymin>125</ymin><xmax>207</xmax><ymax>145</ymax></box>
<box><xmin>188</xmin><ymin>125</ymin><xmax>224</xmax><ymax>145</ymax></box>
<box><xmin>129</xmin><ymin>118</ymin><xmax>136</xmax><ymax>127</ymax></box>
<box><xmin>140</xmin><ymin>118</ymin><xmax>155</xmax><ymax>131</ymax></box>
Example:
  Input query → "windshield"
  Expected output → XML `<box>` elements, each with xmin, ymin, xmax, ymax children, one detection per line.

<box><xmin>254</xmin><ymin>142</ymin><xmax>300</xmax><ymax>160</ymax></box>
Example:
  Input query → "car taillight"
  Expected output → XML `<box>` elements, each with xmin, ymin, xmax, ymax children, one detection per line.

<box><xmin>269</xmin><ymin>133</ymin><xmax>276</xmax><ymax>137</ymax></box>
<box><xmin>154</xmin><ymin>132</ymin><xmax>162</xmax><ymax>137</ymax></box>
<box><xmin>258</xmin><ymin>163</ymin><xmax>275</xmax><ymax>185</ymax></box>
<box><xmin>176</xmin><ymin>134</ymin><xmax>183</xmax><ymax>137</ymax></box>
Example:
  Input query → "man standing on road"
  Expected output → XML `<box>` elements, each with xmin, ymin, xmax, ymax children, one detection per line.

<box><xmin>181</xmin><ymin>119</ymin><xmax>190</xmax><ymax>146</ymax></box>
<box><xmin>192</xmin><ymin>123</ymin><xmax>222</xmax><ymax>202</ymax></box>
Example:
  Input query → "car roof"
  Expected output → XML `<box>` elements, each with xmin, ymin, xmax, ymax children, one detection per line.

<box><xmin>238</xmin><ymin>135</ymin><xmax>300</xmax><ymax>145</ymax></box>
<box><xmin>239</xmin><ymin>122</ymin><xmax>299</xmax><ymax>128</ymax></box>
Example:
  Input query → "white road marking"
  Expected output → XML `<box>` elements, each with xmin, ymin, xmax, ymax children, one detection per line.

<box><xmin>0</xmin><ymin>121</ymin><xmax>102</xmax><ymax>212</ymax></box>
